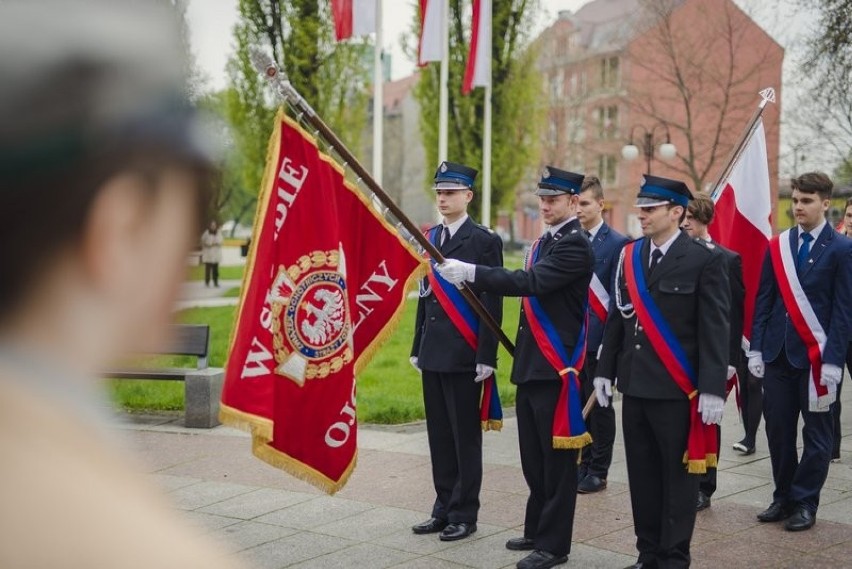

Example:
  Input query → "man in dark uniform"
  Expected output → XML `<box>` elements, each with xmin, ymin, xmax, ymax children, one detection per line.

<box><xmin>438</xmin><ymin>167</ymin><xmax>594</xmax><ymax>569</ymax></box>
<box><xmin>410</xmin><ymin>161</ymin><xmax>503</xmax><ymax>542</ymax></box>
<box><xmin>682</xmin><ymin>192</ymin><xmax>745</xmax><ymax>511</ymax></box>
<box><xmin>749</xmin><ymin>172</ymin><xmax>852</xmax><ymax>532</ymax></box>
<box><xmin>594</xmin><ymin>175</ymin><xmax>730</xmax><ymax>569</ymax></box>
<box><xmin>576</xmin><ymin>176</ymin><xmax>629</xmax><ymax>494</ymax></box>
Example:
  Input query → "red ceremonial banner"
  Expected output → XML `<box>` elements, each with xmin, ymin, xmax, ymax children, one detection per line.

<box><xmin>220</xmin><ymin>112</ymin><xmax>424</xmax><ymax>494</ymax></box>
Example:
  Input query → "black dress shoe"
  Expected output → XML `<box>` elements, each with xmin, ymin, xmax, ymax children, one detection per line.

<box><xmin>623</xmin><ymin>564</ymin><xmax>655</xmax><ymax>569</ymax></box>
<box><xmin>506</xmin><ymin>536</ymin><xmax>536</xmax><ymax>551</ymax></box>
<box><xmin>757</xmin><ymin>502</ymin><xmax>792</xmax><ymax>523</ymax></box>
<box><xmin>439</xmin><ymin>522</ymin><xmax>477</xmax><ymax>541</ymax></box>
<box><xmin>516</xmin><ymin>550</ymin><xmax>568</xmax><ymax>569</ymax></box>
<box><xmin>577</xmin><ymin>474</ymin><xmax>607</xmax><ymax>494</ymax></box>
<box><xmin>411</xmin><ymin>517</ymin><xmax>448</xmax><ymax>534</ymax></box>
<box><xmin>785</xmin><ymin>507</ymin><xmax>815</xmax><ymax>531</ymax></box>
<box><xmin>696</xmin><ymin>491</ymin><xmax>711</xmax><ymax>511</ymax></box>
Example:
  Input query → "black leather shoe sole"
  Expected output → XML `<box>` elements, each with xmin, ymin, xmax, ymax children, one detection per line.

<box><xmin>506</xmin><ymin>537</ymin><xmax>536</xmax><ymax>551</ymax></box>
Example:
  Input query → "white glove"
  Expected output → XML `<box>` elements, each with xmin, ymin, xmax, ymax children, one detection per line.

<box><xmin>593</xmin><ymin>377</ymin><xmax>613</xmax><ymax>408</ymax></box>
<box><xmin>747</xmin><ymin>352</ymin><xmax>764</xmax><ymax>379</ymax></box>
<box><xmin>727</xmin><ymin>365</ymin><xmax>737</xmax><ymax>380</ymax></box>
<box><xmin>409</xmin><ymin>356</ymin><xmax>421</xmax><ymax>373</ymax></box>
<box><xmin>474</xmin><ymin>364</ymin><xmax>495</xmax><ymax>383</ymax></box>
<box><xmin>436</xmin><ymin>259</ymin><xmax>476</xmax><ymax>284</ymax></box>
<box><xmin>821</xmin><ymin>363</ymin><xmax>843</xmax><ymax>387</ymax></box>
<box><xmin>698</xmin><ymin>393</ymin><xmax>725</xmax><ymax>425</ymax></box>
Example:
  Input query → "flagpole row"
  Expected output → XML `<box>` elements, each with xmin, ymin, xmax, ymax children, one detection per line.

<box><xmin>250</xmin><ymin>48</ymin><xmax>515</xmax><ymax>355</ymax></box>
<box><xmin>710</xmin><ymin>88</ymin><xmax>776</xmax><ymax>200</ymax></box>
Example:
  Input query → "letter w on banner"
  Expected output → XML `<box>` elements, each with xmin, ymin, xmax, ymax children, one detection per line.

<box><xmin>220</xmin><ymin>111</ymin><xmax>424</xmax><ymax>494</ymax></box>
<box><xmin>709</xmin><ymin>118</ymin><xmax>772</xmax><ymax>347</ymax></box>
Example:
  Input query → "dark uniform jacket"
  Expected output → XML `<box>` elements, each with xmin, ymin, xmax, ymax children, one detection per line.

<box><xmin>713</xmin><ymin>241</ymin><xmax>745</xmax><ymax>369</ymax></box>
<box><xmin>474</xmin><ymin>218</ymin><xmax>594</xmax><ymax>384</ymax></box>
<box><xmin>597</xmin><ymin>231</ymin><xmax>730</xmax><ymax>399</ymax></box>
<box><xmin>411</xmin><ymin>217</ymin><xmax>503</xmax><ymax>373</ymax></box>
<box><xmin>587</xmin><ymin>223</ymin><xmax>629</xmax><ymax>352</ymax></box>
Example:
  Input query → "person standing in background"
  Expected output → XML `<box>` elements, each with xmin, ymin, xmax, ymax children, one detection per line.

<box><xmin>201</xmin><ymin>220</ymin><xmax>223</xmax><ymax>287</ymax></box>
<box><xmin>835</xmin><ymin>196</ymin><xmax>852</xmax><ymax>461</ymax></box>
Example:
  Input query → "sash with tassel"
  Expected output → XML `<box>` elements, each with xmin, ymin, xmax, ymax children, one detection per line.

<box><xmin>623</xmin><ymin>240</ymin><xmax>718</xmax><ymax>474</ymax></box>
<box><xmin>425</xmin><ymin>227</ymin><xmax>503</xmax><ymax>431</ymax></box>
<box><xmin>523</xmin><ymin>237</ymin><xmax>592</xmax><ymax>449</ymax></box>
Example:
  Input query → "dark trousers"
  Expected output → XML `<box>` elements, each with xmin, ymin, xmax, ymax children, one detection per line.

<box><xmin>739</xmin><ymin>364</ymin><xmax>764</xmax><ymax>448</ymax></box>
<box><xmin>699</xmin><ymin>424</ymin><xmax>722</xmax><ymax>497</ymax></box>
<box><xmin>204</xmin><ymin>262</ymin><xmax>219</xmax><ymax>286</ymax></box>
<box><xmin>516</xmin><ymin>382</ymin><xmax>579</xmax><ymax>557</ymax></box>
<box><xmin>836</xmin><ymin>345</ymin><xmax>851</xmax><ymax>459</ymax></box>
<box><xmin>579</xmin><ymin>355</ymin><xmax>615</xmax><ymax>479</ymax></box>
<box><xmin>623</xmin><ymin>395</ymin><xmax>697</xmax><ymax>569</ymax></box>
<box><xmin>763</xmin><ymin>351</ymin><xmax>834</xmax><ymax>513</ymax></box>
<box><xmin>422</xmin><ymin>370</ymin><xmax>483</xmax><ymax>523</ymax></box>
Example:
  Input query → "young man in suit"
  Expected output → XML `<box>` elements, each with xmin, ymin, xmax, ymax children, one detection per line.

<box><xmin>438</xmin><ymin>167</ymin><xmax>594</xmax><ymax>569</ymax></box>
<box><xmin>595</xmin><ymin>175</ymin><xmax>731</xmax><ymax>569</ymax></box>
<box><xmin>682</xmin><ymin>192</ymin><xmax>746</xmax><ymax>511</ymax></box>
<box><xmin>749</xmin><ymin>172</ymin><xmax>852</xmax><ymax>532</ymax></box>
<box><xmin>575</xmin><ymin>176</ymin><xmax>628</xmax><ymax>494</ymax></box>
<box><xmin>410</xmin><ymin>161</ymin><xmax>503</xmax><ymax>542</ymax></box>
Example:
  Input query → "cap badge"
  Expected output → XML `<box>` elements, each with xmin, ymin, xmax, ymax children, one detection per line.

<box><xmin>440</xmin><ymin>162</ymin><xmax>448</xmax><ymax>173</ymax></box>
<box><xmin>542</xmin><ymin>167</ymin><xmax>551</xmax><ymax>179</ymax></box>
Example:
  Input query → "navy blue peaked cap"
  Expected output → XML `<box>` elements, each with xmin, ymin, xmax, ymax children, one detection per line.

<box><xmin>433</xmin><ymin>161</ymin><xmax>477</xmax><ymax>190</ymax></box>
<box><xmin>636</xmin><ymin>174</ymin><xmax>693</xmax><ymax>208</ymax></box>
<box><xmin>535</xmin><ymin>166</ymin><xmax>584</xmax><ymax>196</ymax></box>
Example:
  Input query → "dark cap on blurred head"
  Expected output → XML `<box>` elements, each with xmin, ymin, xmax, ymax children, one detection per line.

<box><xmin>635</xmin><ymin>174</ymin><xmax>693</xmax><ymax>208</ymax></box>
<box><xmin>535</xmin><ymin>166</ymin><xmax>584</xmax><ymax>196</ymax></box>
<box><xmin>433</xmin><ymin>161</ymin><xmax>477</xmax><ymax>191</ymax></box>
<box><xmin>0</xmin><ymin>0</ymin><xmax>217</xmax><ymax>181</ymax></box>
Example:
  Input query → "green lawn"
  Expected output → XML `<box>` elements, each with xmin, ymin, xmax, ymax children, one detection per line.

<box><xmin>186</xmin><ymin>264</ymin><xmax>245</xmax><ymax>281</ymax></box>
<box><xmin>110</xmin><ymin>297</ymin><xmax>522</xmax><ymax>424</ymax></box>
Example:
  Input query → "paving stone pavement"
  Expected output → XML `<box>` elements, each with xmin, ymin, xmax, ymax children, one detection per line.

<box><xmin>121</xmin><ymin>383</ymin><xmax>852</xmax><ymax>569</ymax></box>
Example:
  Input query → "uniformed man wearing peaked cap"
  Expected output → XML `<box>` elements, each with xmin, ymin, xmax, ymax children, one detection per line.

<box><xmin>437</xmin><ymin>166</ymin><xmax>594</xmax><ymax>569</ymax></box>
<box><xmin>410</xmin><ymin>161</ymin><xmax>503</xmax><ymax>542</ymax></box>
<box><xmin>594</xmin><ymin>174</ymin><xmax>730</xmax><ymax>569</ymax></box>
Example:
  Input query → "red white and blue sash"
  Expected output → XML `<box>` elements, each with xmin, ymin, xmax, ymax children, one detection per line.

<box><xmin>768</xmin><ymin>230</ymin><xmax>835</xmax><ymax>411</ymax></box>
<box><xmin>589</xmin><ymin>273</ymin><xmax>610</xmax><ymax>323</ymax></box>
<box><xmin>623</xmin><ymin>240</ymin><xmax>718</xmax><ymax>473</ymax></box>
<box><xmin>523</xmin><ymin>236</ymin><xmax>591</xmax><ymax>449</ymax></box>
<box><xmin>425</xmin><ymin>226</ymin><xmax>502</xmax><ymax>430</ymax></box>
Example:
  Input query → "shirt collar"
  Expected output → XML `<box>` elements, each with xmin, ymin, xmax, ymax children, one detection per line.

<box><xmin>586</xmin><ymin>220</ymin><xmax>604</xmax><ymax>240</ymax></box>
<box><xmin>798</xmin><ymin>219</ymin><xmax>826</xmax><ymax>242</ymax></box>
<box><xmin>443</xmin><ymin>214</ymin><xmax>469</xmax><ymax>238</ymax></box>
<box><xmin>650</xmin><ymin>229</ymin><xmax>681</xmax><ymax>257</ymax></box>
<box><xmin>548</xmin><ymin>216</ymin><xmax>577</xmax><ymax>237</ymax></box>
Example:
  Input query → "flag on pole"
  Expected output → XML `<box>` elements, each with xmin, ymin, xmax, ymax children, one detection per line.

<box><xmin>418</xmin><ymin>0</ymin><xmax>445</xmax><ymax>65</ymax></box>
<box><xmin>220</xmin><ymin>111</ymin><xmax>424</xmax><ymax>494</ymax></box>
<box><xmin>462</xmin><ymin>0</ymin><xmax>491</xmax><ymax>94</ymax></box>
<box><xmin>709</xmin><ymin>118</ymin><xmax>772</xmax><ymax>344</ymax></box>
<box><xmin>332</xmin><ymin>0</ymin><xmax>377</xmax><ymax>41</ymax></box>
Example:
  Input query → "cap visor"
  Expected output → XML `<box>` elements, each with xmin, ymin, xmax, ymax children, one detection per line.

<box><xmin>434</xmin><ymin>181</ymin><xmax>470</xmax><ymax>190</ymax></box>
<box><xmin>635</xmin><ymin>197</ymin><xmax>669</xmax><ymax>208</ymax></box>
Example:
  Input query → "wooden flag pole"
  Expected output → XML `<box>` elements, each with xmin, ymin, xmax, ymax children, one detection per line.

<box><xmin>250</xmin><ymin>49</ymin><xmax>515</xmax><ymax>356</ymax></box>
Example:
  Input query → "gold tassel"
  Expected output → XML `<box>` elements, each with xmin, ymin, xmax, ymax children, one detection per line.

<box><xmin>687</xmin><ymin>459</ymin><xmax>708</xmax><ymax>474</ymax></box>
<box><xmin>552</xmin><ymin>432</ymin><xmax>593</xmax><ymax>449</ymax></box>
<box><xmin>481</xmin><ymin>419</ymin><xmax>503</xmax><ymax>432</ymax></box>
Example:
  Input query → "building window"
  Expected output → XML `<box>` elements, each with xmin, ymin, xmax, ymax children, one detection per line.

<box><xmin>598</xmin><ymin>154</ymin><xmax>617</xmax><ymax>184</ymax></box>
<box><xmin>594</xmin><ymin>105</ymin><xmax>619</xmax><ymax>139</ymax></box>
<box><xmin>600</xmin><ymin>56</ymin><xmax>620</xmax><ymax>89</ymax></box>
<box><xmin>550</xmin><ymin>73</ymin><xmax>564</xmax><ymax>102</ymax></box>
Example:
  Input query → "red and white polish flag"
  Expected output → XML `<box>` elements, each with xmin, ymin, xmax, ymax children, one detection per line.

<box><xmin>462</xmin><ymin>0</ymin><xmax>491</xmax><ymax>94</ymax></box>
<box><xmin>418</xmin><ymin>0</ymin><xmax>446</xmax><ymax>65</ymax></box>
<box><xmin>709</xmin><ymin>118</ymin><xmax>772</xmax><ymax>346</ymax></box>
<box><xmin>332</xmin><ymin>0</ymin><xmax>377</xmax><ymax>41</ymax></box>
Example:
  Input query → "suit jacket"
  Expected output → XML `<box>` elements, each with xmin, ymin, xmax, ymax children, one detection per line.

<box><xmin>411</xmin><ymin>217</ymin><xmax>503</xmax><ymax>373</ymax></box>
<box><xmin>750</xmin><ymin>224</ymin><xmax>852</xmax><ymax>368</ymax></box>
<box><xmin>597</xmin><ymin>231</ymin><xmax>731</xmax><ymax>399</ymax></box>
<box><xmin>587</xmin><ymin>223</ymin><xmax>629</xmax><ymax>352</ymax></box>
<box><xmin>474</xmin><ymin>217</ymin><xmax>594</xmax><ymax>384</ymax></box>
<box><xmin>713</xmin><ymin>241</ymin><xmax>745</xmax><ymax>368</ymax></box>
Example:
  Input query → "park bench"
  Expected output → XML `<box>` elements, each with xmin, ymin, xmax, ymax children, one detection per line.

<box><xmin>106</xmin><ymin>324</ymin><xmax>224</xmax><ymax>428</ymax></box>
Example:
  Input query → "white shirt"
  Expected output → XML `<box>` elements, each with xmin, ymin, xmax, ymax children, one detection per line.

<box><xmin>798</xmin><ymin>220</ymin><xmax>826</xmax><ymax>252</ymax></box>
<box><xmin>586</xmin><ymin>219</ymin><xmax>604</xmax><ymax>241</ymax></box>
<box><xmin>442</xmin><ymin>214</ymin><xmax>469</xmax><ymax>239</ymax></box>
<box><xmin>649</xmin><ymin>229</ymin><xmax>681</xmax><ymax>267</ymax></box>
<box><xmin>548</xmin><ymin>216</ymin><xmax>577</xmax><ymax>237</ymax></box>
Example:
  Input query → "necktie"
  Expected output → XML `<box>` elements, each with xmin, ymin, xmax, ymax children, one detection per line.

<box><xmin>541</xmin><ymin>232</ymin><xmax>553</xmax><ymax>248</ymax></box>
<box><xmin>649</xmin><ymin>249</ymin><xmax>663</xmax><ymax>273</ymax></box>
<box><xmin>797</xmin><ymin>232</ymin><xmax>813</xmax><ymax>271</ymax></box>
<box><xmin>440</xmin><ymin>226</ymin><xmax>450</xmax><ymax>251</ymax></box>
<box><xmin>584</xmin><ymin>230</ymin><xmax>592</xmax><ymax>241</ymax></box>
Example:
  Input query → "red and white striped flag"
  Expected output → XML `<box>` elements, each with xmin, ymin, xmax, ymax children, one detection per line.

<box><xmin>332</xmin><ymin>0</ymin><xmax>377</xmax><ymax>41</ymax></box>
<box><xmin>418</xmin><ymin>0</ymin><xmax>446</xmax><ymax>65</ymax></box>
<box><xmin>462</xmin><ymin>0</ymin><xmax>490</xmax><ymax>94</ymax></box>
<box><xmin>709</xmin><ymin>118</ymin><xmax>772</xmax><ymax>345</ymax></box>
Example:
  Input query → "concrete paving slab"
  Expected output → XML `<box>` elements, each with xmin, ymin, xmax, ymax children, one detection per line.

<box><xmin>211</xmin><ymin>521</ymin><xmax>300</xmax><ymax>553</ymax></box>
<box><xmin>286</xmin><ymin>542</ymin><xmax>417</xmax><ymax>569</ymax></box>
<box><xmin>254</xmin><ymin>495</ymin><xmax>376</xmax><ymax>530</ymax></box>
<box><xmin>241</xmin><ymin>532</ymin><xmax>356</xmax><ymax>569</ymax></box>
<box><xmin>432</xmin><ymin>529</ymin><xmax>528</xmax><ymax>569</ymax></box>
<box><xmin>170</xmin><ymin>479</ymin><xmax>258</xmax><ymax>510</ymax></box>
<box><xmin>199</xmin><ymin>488</ymin><xmax>316</xmax><ymax>520</ymax></box>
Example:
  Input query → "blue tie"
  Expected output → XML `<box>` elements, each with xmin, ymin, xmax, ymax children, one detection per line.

<box><xmin>797</xmin><ymin>232</ymin><xmax>813</xmax><ymax>271</ymax></box>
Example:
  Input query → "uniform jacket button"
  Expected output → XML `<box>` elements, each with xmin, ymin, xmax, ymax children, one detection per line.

<box><xmin>634</xmin><ymin>344</ymin><xmax>641</xmax><ymax>350</ymax></box>
<box><xmin>429</xmin><ymin>316</ymin><xmax>436</xmax><ymax>322</ymax></box>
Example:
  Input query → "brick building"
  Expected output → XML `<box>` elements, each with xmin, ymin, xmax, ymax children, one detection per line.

<box><xmin>511</xmin><ymin>0</ymin><xmax>783</xmax><ymax>239</ymax></box>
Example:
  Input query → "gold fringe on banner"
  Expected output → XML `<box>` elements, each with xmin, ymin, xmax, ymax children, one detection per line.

<box><xmin>552</xmin><ymin>432</ymin><xmax>593</xmax><ymax>450</ymax></box>
<box><xmin>482</xmin><ymin>419</ymin><xmax>503</xmax><ymax>432</ymax></box>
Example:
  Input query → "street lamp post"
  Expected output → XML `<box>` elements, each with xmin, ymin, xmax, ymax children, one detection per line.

<box><xmin>621</xmin><ymin>123</ymin><xmax>677</xmax><ymax>174</ymax></box>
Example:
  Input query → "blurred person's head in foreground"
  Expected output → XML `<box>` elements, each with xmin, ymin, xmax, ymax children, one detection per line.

<box><xmin>0</xmin><ymin>0</ymin><xmax>217</xmax><ymax>373</ymax></box>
